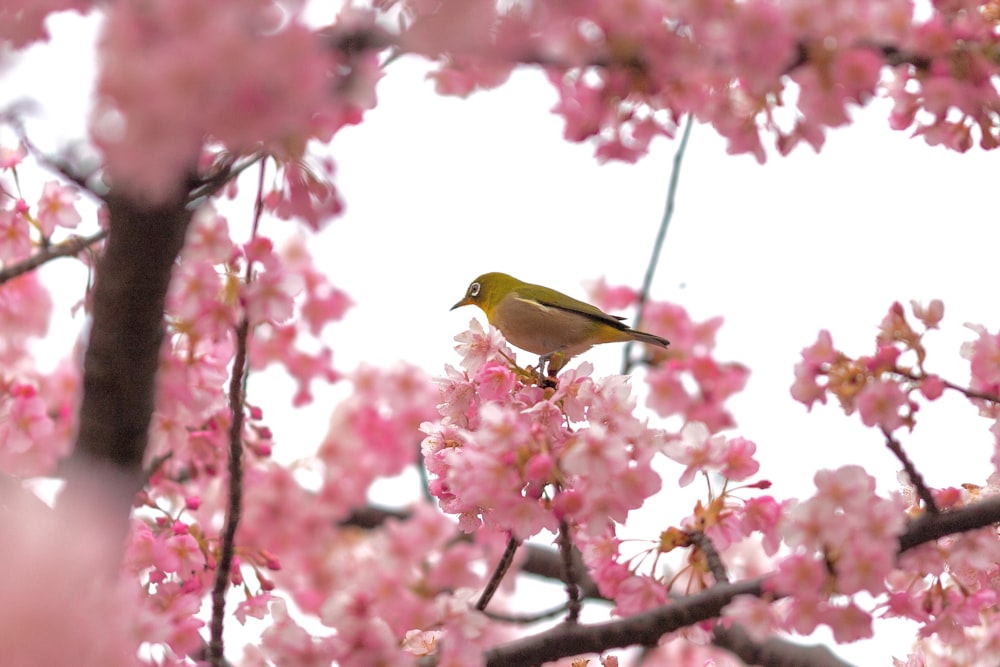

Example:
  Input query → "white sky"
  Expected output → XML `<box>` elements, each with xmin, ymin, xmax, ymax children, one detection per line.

<box><xmin>6</xmin><ymin>8</ymin><xmax>1000</xmax><ymax>664</ymax></box>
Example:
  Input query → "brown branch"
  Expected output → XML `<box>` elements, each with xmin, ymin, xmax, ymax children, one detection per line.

<box><xmin>713</xmin><ymin>624</ymin><xmax>857</xmax><ymax>667</ymax></box>
<box><xmin>899</xmin><ymin>493</ymin><xmax>1000</xmax><ymax>552</ymax></box>
<box><xmin>59</xmin><ymin>190</ymin><xmax>192</xmax><ymax>533</ymax></box>
<box><xmin>881</xmin><ymin>426</ymin><xmax>938</xmax><ymax>514</ymax></box>
<box><xmin>481</xmin><ymin>492</ymin><xmax>1000</xmax><ymax>666</ymax></box>
<box><xmin>895</xmin><ymin>368</ymin><xmax>1000</xmax><ymax>405</ymax></box>
<box><xmin>689</xmin><ymin>530</ymin><xmax>729</xmax><ymax>584</ymax></box>
<box><xmin>483</xmin><ymin>578</ymin><xmax>765</xmax><ymax>667</ymax></box>
<box><xmin>483</xmin><ymin>603</ymin><xmax>571</xmax><ymax>625</ymax></box>
<box><xmin>476</xmin><ymin>536</ymin><xmax>521</xmax><ymax>611</ymax></box>
<box><xmin>0</xmin><ymin>228</ymin><xmax>107</xmax><ymax>285</ymax></box>
<box><xmin>208</xmin><ymin>318</ymin><xmax>251</xmax><ymax>666</ymax></box>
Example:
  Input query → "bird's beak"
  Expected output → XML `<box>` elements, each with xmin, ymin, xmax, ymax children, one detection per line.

<box><xmin>450</xmin><ymin>297</ymin><xmax>471</xmax><ymax>311</ymax></box>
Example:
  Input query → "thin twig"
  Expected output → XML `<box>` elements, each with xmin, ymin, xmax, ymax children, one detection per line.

<box><xmin>557</xmin><ymin>519</ymin><xmax>582</xmax><ymax>622</ymax></box>
<box><xmin>207</xmin><ymin>320</ymin><xmax>250</xmax><ymax>666</ymax></box>
<box><xmin>188</xmin><ymin>152</ymin><xmax>266</xmax><ymax>205</ymax></box>
<box><xmin>476</xmin><ymin>536</ymin><xmax>521</xmax><ymax>611</ymax></box>
<box><xmin>8</xmin><ymin>118</ymin><xmax>105</xmax><ymax>199</ymax></box>
<box><xmin>622</xmin><ymin>114</ymin><xmax>694</xmax><ymax>374</ymax></box>
<box><xmin>0</xmin><ymin>229</ymin><xmax>107</xmax><ymax>285</ymax></box>
<box><xmin>483</xmin><ymin>602</ymin><xmax>571</xmax><ymax>625</ymax></box>
<box><xmin>881</xmin><ymin>426</ymin><xmax>938</xmax><ymax>514</ymax></box>
<box><xmin>208</xmin><ymin>159</ymin><xmax>266</xmax><ymax>666</ymax></box>
<box><xmin>895</xmin><ymin>368</ymin><xmax>1000</xmax><ymax>405</ymax></box>
<box><xmin>139</xmin><ymin>451</ymin><xmax>174</xmax><ymax>490</ymax></box>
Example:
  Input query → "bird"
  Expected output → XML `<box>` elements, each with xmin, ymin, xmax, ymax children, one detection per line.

<box><xmin>451</xmin><ymin>272</ymin><xmax>670</xmax><ymax>374</ymax></box>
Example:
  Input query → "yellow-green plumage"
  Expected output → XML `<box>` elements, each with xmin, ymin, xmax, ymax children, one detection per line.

<box><xmin>451</xmin><ymin>272</ymin><xmax>670</xmax><ymax>367</ymax></box>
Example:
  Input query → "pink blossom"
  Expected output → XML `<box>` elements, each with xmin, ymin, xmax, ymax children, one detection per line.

<box><xmin>720</xmin><ymin>436</ymin><xmax>760</xmax><ymax>481</ymax></box>
<box><xmin>584</xmin><ymin>276</ymin><xmax>639</xmax><ymax>312</ymax></box>
<box><xmin>741</xmin><ymin>496</ymin><xmax>784</xmax><ymax>556</ymax></box>
<box><xmin>662</xmin><ymin>422</ymin><xmax>759</xmax><ymax>486</ymax></box>
<box><xmin>0</xmin><ymin>208</ymin><xmax>31</xmax><ymax>263</ymax></box>
<box><xmin>856</xmin><ymin>379</ymin><xmax>909</xmax><ymax>431</ymax></box>
<box><xmin>183</xmin><ymin>205</ymin><xmax>235</xmax><ymax>263</ymax></box>
<box><xmin>453</xmin><ymin>318</ymin><xmax>512</xmax><ymax>374</ymax></box>
<box><xmin>825</xmin><ymin>602</ymin><xmax>874</xmax><ymax>643</ymax></box>
<box><xmin>34</xmin><ymin>181</ymin><xmax>81</xmax><ymax>236</ymax></box>
<box><xmin>791</xmin><ymin>330</ymin><xmax>837</xmax><ymax>408</ymax></box>
<box><xmin>722</xmin><ymin>595</ymin><xmax>781</xmax><ymax>642</ymax></box>
<box><xmin>474</xmin><ymin>360</ymin><xmax>516</xmax><ymax>401</ymax></box>
<box><xmin>243</xmin><ymin>268</ymin><xmax>303</xmax><ymax>325</ymax></box>
<box><xmin>911</xmin><ymin>299</ymin><xmax>944</xmax><ymax>329</ymax></box>
<box><xmin>0</xmin><ymin>0</ymin><xmax>91</xmax><ymax>48</ymax></box>
<box><xmin>0</xmin><ymin>143</ymin><xmax>26</xmax><ymax>169</ymax></box>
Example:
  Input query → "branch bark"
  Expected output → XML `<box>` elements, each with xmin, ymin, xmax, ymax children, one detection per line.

<box><xmin>60</xmin><ymin>191</ymin><xmax>192</xmax><ymax>532</ymax></box>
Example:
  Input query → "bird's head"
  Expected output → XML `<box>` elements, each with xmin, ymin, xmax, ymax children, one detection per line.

<box><xmin>451</xmin><ymin>272</ymin><xmax>518</xmax><ymax>319</ymax></box>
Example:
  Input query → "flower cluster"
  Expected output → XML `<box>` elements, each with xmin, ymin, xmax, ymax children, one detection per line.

<box><xmin>92</xmin><ymin>0</ymin><xmax>380</xmax><ymax>202</ymax></box>
<box><xmin>422</xmin><ymin>319</ymin><xmax>664</xmax><ymax>541</ymax></box>
<box><xmin>768</xmin><ymin>466</ymin><xmax>908</xmax><ymax>642</ymax></box>
<box><xmin>791</xmin><ymin>300</ymin><xmax>951</xmax><ymax>432</ymax></box>
<box><xmin>586</xmin><ymin>278</ymin><xmax>749</xmax><ymax>433</ymax></box>
<box><xmin>404</xmin><ymin>0</ymin><xmax>999</xmax><ymax>161</ymax></box>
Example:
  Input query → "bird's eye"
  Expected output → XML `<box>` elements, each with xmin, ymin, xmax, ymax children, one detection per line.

<box><xmin>469</xmin><ymin>282</ymin><xmax>481</xmax><ymax>297</ymax></box>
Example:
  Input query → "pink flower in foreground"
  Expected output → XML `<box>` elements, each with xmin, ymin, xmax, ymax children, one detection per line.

<box><xmin>0</xmin><ymin>489</ymin><xmax>138</xmax><ymax>666</ymax></box>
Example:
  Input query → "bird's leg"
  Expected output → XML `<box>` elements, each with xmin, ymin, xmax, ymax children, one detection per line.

<box><xmin>537</xmin><ymin>354</ymin><xmax>557</xmax><ymax>389</ymax></box>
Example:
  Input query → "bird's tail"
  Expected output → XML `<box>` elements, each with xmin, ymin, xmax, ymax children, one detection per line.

<box><xmin>628</xmin><ymin>329</ymin><xmax>670</xmax><ymax>349</ymax></box>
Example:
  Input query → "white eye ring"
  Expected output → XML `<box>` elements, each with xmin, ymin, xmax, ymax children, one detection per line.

<box><xmin>469</xmin><ymin>282</ymin><xmax>481</xmax><ymax>297</ymax></box>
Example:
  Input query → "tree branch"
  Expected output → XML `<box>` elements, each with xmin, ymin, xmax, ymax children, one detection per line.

<box><xmin>483</xmin><ymin>579</ymin><xmax>765</xmax><ymax>667</ymax></box>
<box><xmin>60</xmin><ymin>190</ymin><xmax>193</xmax><ymax>533</ymax></box>
<box><xmin>712</xmin><ymin>624</ymin><xmax>857</xmax><ymax>667</ymax></box>
<box><xmin>0</xmin><ymin>229</ymin><xmax>107</xmax><ymax>285</ymax></box>
<box><xmin>208</xmin><ymin>318</ymin><xmax>251</xmax><ymax>666</ymax></box>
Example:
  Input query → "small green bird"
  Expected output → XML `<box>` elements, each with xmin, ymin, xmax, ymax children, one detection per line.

<box><xmin>451</xmin><ymin>272</ymin><xmax>670</xmax><ymax>373</ymax></box>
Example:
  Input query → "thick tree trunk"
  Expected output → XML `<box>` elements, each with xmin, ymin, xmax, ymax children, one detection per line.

<box><xmin>61</xmin><ymin>191</ymin><xmax>192</xmax><ymax>525</ymax></box>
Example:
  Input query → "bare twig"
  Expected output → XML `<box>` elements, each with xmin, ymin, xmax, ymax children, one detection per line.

<box><xmin>207</xmin><ymin>318</ymin><xmax>251</xmax><ymax>666</ymax></box>
<box><xmin>483</xmin><ymin>602</ymin><xmax>571</xmax><ymax>625</ymax></box>
<box><xmin>622</xmin><ymin>114</ymin><xmax>693</xmax><ymax>374</ymax></box>
<box><xmin>208</xmin><ymin>159</ymin><xmax>266</xmax><ymax>666</ymax></box>
<box><xmin>476</xmin><ymin>536</ymin><xmax>521</xmax><ymax>611</ymax></box>
<box><xmin>895</xmin><ymin>368</ymin><xmax>1000</xmax><ymax>405</ymax></box>
<box><xmin>881</xmin><ymin>426</ymin><xmax>938</xmax><ymax>514</ymax></box>
<box><xmin>188</xmin><ymin>152</ymin><xmax>266</xmax><ymax>205</ymax></box>
<box><xmin>0</xmin><ymin>228</ymin><xmax>107</xmax><ymax>285</ymax></box>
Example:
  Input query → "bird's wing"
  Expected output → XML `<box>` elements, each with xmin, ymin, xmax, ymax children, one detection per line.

<box><xmin>527</xmin><ymin>292</ymin><xmax>630</xmax><ymax>329</ymax></box>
